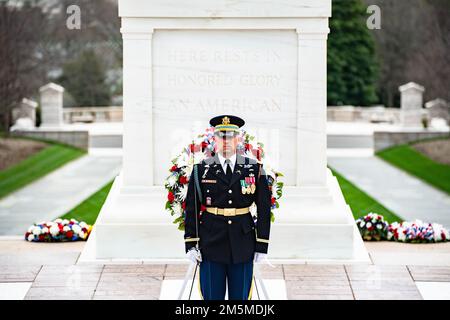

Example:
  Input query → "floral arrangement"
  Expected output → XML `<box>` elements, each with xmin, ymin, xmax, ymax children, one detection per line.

<box><xmin>356</xmin><ymin>213</ymin><xmax>449</xmax><ymax>243</ymax></box>
<box><xmin>387</xmin><ymin>220</ymin><xmax>449</xmax><ymax>243</ymax></box>
<box><xmin>25</xmin><ymin>218</ymin><xmax>92</xmax><ymax>242</ymax></box>
<box><xmin>165</xmin><ymin>127</ymin><xmax>284</xmax><ymax>231</ymax></box>
<box><xmin>355</xmin><ymin>213</ymin><xmax>389</xmax><ymax>241</ymax></box>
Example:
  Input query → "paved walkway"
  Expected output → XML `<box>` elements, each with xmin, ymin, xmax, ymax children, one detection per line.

<box><xmin>0</xmin><ymin>150</ymin><xmax>122</xmax><ymax>236</ymax></box>
<box><xmin>0</xmin><ymin>239</ymin><xmax>449</xmax><ymax>300</ymax></box>
<box><xmin>328</xmin><ymin>155</ymin><xmax>450</xmax><ymax>229</ymax></box>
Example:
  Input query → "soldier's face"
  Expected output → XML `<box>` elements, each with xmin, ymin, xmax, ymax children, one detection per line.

<box><xmin>215</xmin><ymin>133</ymin><xmax>238</xmax><ymax>157</ymax></box>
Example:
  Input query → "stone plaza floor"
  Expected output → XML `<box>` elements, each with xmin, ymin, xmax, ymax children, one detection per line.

<box><xmin>0</xmin><ymin>238</ymin><xmax>449</xmax><ymax>300</ymax></box>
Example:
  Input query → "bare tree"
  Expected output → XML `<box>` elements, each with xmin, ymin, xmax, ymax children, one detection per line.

<box><xmin>0</xmin><ymin>1</ymin><xmax>49</xmax><ymax>134</ymax></box>
<box><xmin>45</xmin><ymin>0</ymin><xmax>121</xmax><ymax>68</ymax></box>
<box><xmin>364</xmin><ymin>0</ymin><xmax>449</xmax><ymax>107</ymax></box>
<box><xmin>0</xmin><ymin>0</ymin><xmax>122</xmax><ymax>133</ymax></box>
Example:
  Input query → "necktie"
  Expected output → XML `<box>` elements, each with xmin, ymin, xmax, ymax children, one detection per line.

<box><xmin>225</xmin><ymin>159</ymin><xmax>232</xmax><ymax>181</ymax></box>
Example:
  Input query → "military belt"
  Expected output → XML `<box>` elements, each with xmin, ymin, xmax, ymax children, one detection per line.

<box><xmin>206</xmin><ymin>207</ymin><xmax>250</xmax><ymax>216</ymax></box>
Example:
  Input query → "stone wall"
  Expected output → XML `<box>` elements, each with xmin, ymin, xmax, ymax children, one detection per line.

<box><xmin>11</xmin><ymin>130</ymin><xmax>89</xmax><ymax>151</ymax></box>
<box><xmin>374</xmin><ymin>131</ymin><xmax>449</xmax><ymax>152</ymax></box>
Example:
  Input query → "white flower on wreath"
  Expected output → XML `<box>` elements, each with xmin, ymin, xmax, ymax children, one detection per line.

<box><xmin>172</xmin><ymin>202</ymin><xmax>183</xmax><ymax>216</ymax></box>
<box><xmin>397</xmin><ymin>229</ymin><xmax>406</xmax><ymax>241</ymax></box>
<box><xmin>32</xmin><ymin>227</ymin><xmax>41</xmax><ymax>235</ymax></box>
<box><xmin>192</xmin><ymin>151</ymin><xmax>207</xmax><ymax>164</ymax></box>
<box><xmin>442</xmin><ymin>228</ymin><xmax>450</xmax><ymax>241</ymax></box>
<box><xmin>181</xmin><ymin>163</ymin><xmax>194</xmax><ymax>178</ymax></box>
<box><xmin>50</xmin><ymin>225</ymin><xmax>59</xmax><ymax>236</ymax></box>
<box><xmin>72</xmin><ymin>224</ymin><xmax>81</xmax><ymax>234</ymax></box>
<box><xmin>176</xmin><ymin>152</ymin><xmax>191</xmax><ymax>169</ymax></box>
<box><xmin>432</xmin><ymin>223</ymin><xmax>448</xmax><ymax>241</ymax></box>
<box><xmin>176</xmin><ymin>184</ymin><xmax>188</xmax><ymax>202</ymax></box>
<box><xmin>166</xmin><ymin>174</ymin><xmax>177</xmax><ymax>188</ymax></box>
<box><xmin>63</xmin><ymin>226</ymin><xmax>70</xmax><ymax>232</ymax></box>
<box><xmin>387</xmin><ymin>231</ymin><xmax>393</xmax><ymax>240</ymax></box>
<box><xmin>265</xmin><ymin>165</ymin><xmax>276</xmax><ymax>179</ymax></box>
<box><xmin>27</xmin><ymin>234</ymin><xmax>35</xmax><ymax>241</ymax></box>
<box><xmin>271</xmin><ymin>183</ymin><xmax>278</xmax><ymax>198</ymax></box>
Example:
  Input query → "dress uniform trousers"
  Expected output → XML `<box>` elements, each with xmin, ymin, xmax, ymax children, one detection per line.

<box><xmin>199</xmin><ymin>256</ymin><xmax>254</xmax><ymax>300</ymax></box>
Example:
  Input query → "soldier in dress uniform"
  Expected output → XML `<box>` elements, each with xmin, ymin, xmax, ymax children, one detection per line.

<box><xmin>184</xmin><ymin>115</ymin><xmax>272</xmax><ymax>300</ymax></box>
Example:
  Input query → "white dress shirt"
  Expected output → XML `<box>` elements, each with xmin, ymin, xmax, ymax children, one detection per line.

<box><xmin>217</xmin><ymin>152</ymin><xmax>236</xmax><ymax>173</ymax></box>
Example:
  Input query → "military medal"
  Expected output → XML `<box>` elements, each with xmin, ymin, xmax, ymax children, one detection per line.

<box><xmin>245</xmin><ymin>177</ymin><xmax>252</xmax><ymax>194</ymax></box>
<box><xmin>240</xmin><ymin>179</ymin><xmax>247</xmax><ymax>194</ymax></box>
<box><xmin>250</xmin><ymin>176</ymin><xmax>256</xmax><ymax>194</ymax></box>
<box><xmin>206</xmin><ymin>197</ymin><xmax>211</xmax><ymax>205</ymax></box>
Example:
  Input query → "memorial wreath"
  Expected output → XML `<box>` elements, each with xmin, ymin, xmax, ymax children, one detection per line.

<box><xmin>356</xmin><ymin>213</ymin><xmax>449</xmax><ymax>243</ymax></box>
<box><xmin>164</xmin><ymin>127</ymin><xmax>284</xmax><ymax>231</ymax></box>
<box><xmin>25</xmin><ymin>218</ymin><xmax>92</xmax><ymax>242</ymax></box>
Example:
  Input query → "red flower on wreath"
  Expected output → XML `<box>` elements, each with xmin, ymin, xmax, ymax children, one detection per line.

<box><xmin>251</xmin><ymin>147</ymin><xmax>262</xmax><ymax>161</ymax></box>
<box><xmin>168</xmin><ymin>191</ymin><xmax>175</xmax><ymax>203</ymax></box>
<box><xmin>190</xmin><ymin>143</ymin><xmax>201</xmax><ymax>153</ymax></box>
<box><xmin>170</xmin><ymin>165</ymin><xmax>178</xmax><ymax>172</ymax></box>
<box><xmin>66</xmin><ymin>231</ymin><xmax>73</xmax><ymax>238</ymax></box>
<box><xmin>179</xmin><ymin>176</ymin><xmax>188</xmax><ymax>184</ymax></box>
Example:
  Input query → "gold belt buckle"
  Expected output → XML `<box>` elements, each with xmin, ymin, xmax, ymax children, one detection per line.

<box><xmin>223</xmin><ymin>208</ymin><xmax>236</xmax><ymax>216</ymax></box>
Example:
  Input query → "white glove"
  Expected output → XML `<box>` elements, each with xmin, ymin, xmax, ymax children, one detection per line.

<box><xmin>186</xmin><ymin>247</ymin><xmax>202</xmax><ymax>263</ymax></box>
<box><xmin>254</xmin><ymin>252</ymin><xmax>267</xmax><ymax>263</ymax></box>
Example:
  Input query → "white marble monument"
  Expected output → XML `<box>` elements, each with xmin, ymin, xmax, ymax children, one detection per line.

<box><xmin>80</xmin><ymin>0</ymin><xmax>369</xmax><ymax>263</ymax></box>
<box><xmin>39</xmin><ymin>82</ymin><xmax>64</xmax><ymax>128</ymax></box>
<box><xmin>11</xmin><ymin>98</ymin><xmax>38</xmax><ymax>130</ymax></box>
<box><xmin>399</xmin><ymin>82</ymin><xmax>425</xmax><ymax>128</ymax></box>
<box><xmin>426</xmin><ymin>98</ymin><xmax>449</xmax><ymax>124</ymax></box>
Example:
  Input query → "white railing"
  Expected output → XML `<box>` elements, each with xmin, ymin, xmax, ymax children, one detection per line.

<box><xmin>63</xmin><ymin>106</ymin><xmax>123</xmax><ymax>123</ymax></box>
<box><xmin>327</xmin><ymin>105</ymin><xmax>401</xmax><ymax>123</ymax></box>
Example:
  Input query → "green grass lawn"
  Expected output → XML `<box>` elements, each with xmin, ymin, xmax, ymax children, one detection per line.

<box><xmin>0</xmin><ymin>142</ymin><xmax>85</xmax><ymax>199</ymax></box>
<box><xmin>376</xmin><ymin>143</ymin><xmax>450</xmax><ymax>195</ymax></box>
<box><xmin>330</xmin><ymin>167</ymin><xmax>403</xmax><ymax>224</ymax></box>
<box><xmin>59</xmin><ymin>180</ymin><xmax>114</xmax><ymax>225</ymax></box>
